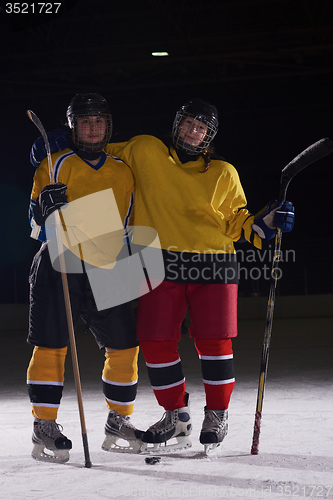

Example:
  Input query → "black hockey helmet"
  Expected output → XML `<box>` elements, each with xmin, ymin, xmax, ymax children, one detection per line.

<box><xmin>66</xmin><ymin>93</ymin><xmax>112</xmax><ymax>153</ymax></box>
<box><xmin>172</xmin><ymin>99</ymin><xmax>219</xmax><ymax>155</ymax></box>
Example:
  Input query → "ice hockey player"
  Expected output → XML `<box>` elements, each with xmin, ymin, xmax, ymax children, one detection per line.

<box><xmin>30</xmin><ymin>98</ymin><xmax>295</xmax><ymax>455</ymax></box>
<box><xmin>27</xmin><ymin>93</ymin><xmax>143</xmax><ymax>463</ymax></box>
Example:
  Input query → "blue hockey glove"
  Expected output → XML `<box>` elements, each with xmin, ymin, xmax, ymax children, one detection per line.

<box><xmin>252</xmin><ymin>200</ymin><xmax>295</xmax><ymax>240</ymax></box>
<box><xmin>32</xmin><ymin>183</ymin><xmax>68</xmax><ymax>226</ymax></box>
<box><xmin>274</xmin><ymin>201</ymin><xmax>295</xmax><ymax>232</ymax></box>
<box><xmin>30</xmin><ymin>128</ymin><xmax>70</xmax><ymax>168</ymax></box>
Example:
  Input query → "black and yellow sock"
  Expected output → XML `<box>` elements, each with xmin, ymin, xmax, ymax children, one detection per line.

<box><xmin>27</xmin><ymin>346</ymin><xmax>67</xmax><ymax>420</ymax></box>
<box><xmin>102</xmin><ymin>346</ymin><xmax>139</xmax><ymax>416</ymax></box>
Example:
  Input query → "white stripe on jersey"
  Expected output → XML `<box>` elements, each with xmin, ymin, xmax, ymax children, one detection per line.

<box><xmin>53</xmin><ymin>151</ymin><xmax>76</xmax><ymax>181</ymax></box>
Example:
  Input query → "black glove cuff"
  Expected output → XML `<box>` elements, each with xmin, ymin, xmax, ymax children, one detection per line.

<box><xmin>32</xmin><ymin>203</ymin><xmax>44</xmax><ymax>226</ymax></box>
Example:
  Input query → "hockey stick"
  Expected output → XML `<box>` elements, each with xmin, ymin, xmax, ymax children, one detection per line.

<box><xmin>27</xmin><ymin>110</ymin><xmax>92</xmax><ymax>468</ymax></box>
<box><xmin>251</xmin><ymin>137</ymin><xmax>333</xmax><ymax>455</ymax></box>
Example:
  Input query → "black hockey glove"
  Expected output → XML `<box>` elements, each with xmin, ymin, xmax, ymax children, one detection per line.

<box><xmin>252</xmin><ymin>200</ymin><xmax>295</xmax><ymax>240</ymax></box>
<box><xmin>32</xmin><ymin>183</ymin><xmax>68</xmax><ymax>226</ymax></box>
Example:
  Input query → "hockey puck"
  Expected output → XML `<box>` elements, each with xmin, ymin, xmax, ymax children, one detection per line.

<box><xmin>145</xmin><ymin>456</ymin><xmax>161</xmax><ymax>465</ymax></box>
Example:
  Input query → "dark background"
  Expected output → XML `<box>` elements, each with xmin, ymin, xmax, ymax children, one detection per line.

<box><xmin>1</xmin><ymin>0</ymin><xmax>332</xmax><ymax>303</ymax></box>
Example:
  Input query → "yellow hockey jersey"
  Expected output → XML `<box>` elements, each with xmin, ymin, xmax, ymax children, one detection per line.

<box><xmin>106</xmin><ymin>135</ymin><xmax>261</xmax><ymax>254</ymax></box>
<box><xmin>30</xmin><ymin>150</ymin><xmax>134</xmax><ymax>267</ymax></box>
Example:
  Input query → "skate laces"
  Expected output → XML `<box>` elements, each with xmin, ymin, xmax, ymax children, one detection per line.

<box><xmin>150</xmin><ymin>409</ymin><xmax>178</xmax><ymax>433</ymax></box>
<box><xmin>109</xmin><ymin>411</ymin><xmax>136</xmax><ymax>430</ymax></box>
<box><xmin>202</xmin><ymin>409</ymin><xmax>227</xmax><ymax>433</ymax></box>
<box><xmin>37</xmin><ymin>420</ymin><xmax>64</xmax><ymax>439</ymax></box>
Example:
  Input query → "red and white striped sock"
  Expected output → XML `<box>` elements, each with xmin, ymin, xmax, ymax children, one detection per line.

<box><xmin>140</xmin><ymin>340</ymin><xmax>186</xmax><ymax>411</ymax></box>
<box><xmin>195</xmin><ymin>338</ymin><xmax>235</xmax><ymax>410</ymax></box>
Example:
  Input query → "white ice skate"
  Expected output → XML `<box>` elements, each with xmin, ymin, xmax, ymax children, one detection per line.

<box><xmin>102</xmin><ymin>410</ymin><xmax>144</xmax><ymax>453</ymax></box>
<box><xmin>31</xmin><ymin>419</ymin><xmax>72</xmax><ymax>463</ymax></box>
<box><xmin>141</xmin><ymin>393</ymin><xmax>192</xmax><ymax>453</ymax></box>
<box><xmin>200</xmin><ymin>408</ymin><xmax>228</xmax><ymax>455</ymax></box>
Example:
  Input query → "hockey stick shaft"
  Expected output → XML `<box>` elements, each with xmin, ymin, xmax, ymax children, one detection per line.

<box><xmin>251</xmin><ymin>137</ymin><xmax>333</xmax><ymax>455</ymax></box>
<box><xmin>27</xmin><ymin>110</ymin><xmax>92</xmax><ymax>468</ymax></box>
<box><xmin>251</xmin><ymin>228</ymin><xmax>282</xmax><ymax>454</ymax></box>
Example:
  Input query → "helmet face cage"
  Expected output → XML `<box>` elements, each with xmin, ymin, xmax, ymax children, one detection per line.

<box><xmin>172</xmin><ymin>100</ymin><xmax>219</xmax><ymax>155</ymax></box>
<box><xmin>66</xmin><ymin>93</ymin><xmax>112</xmax><ymax>152</ymax></box>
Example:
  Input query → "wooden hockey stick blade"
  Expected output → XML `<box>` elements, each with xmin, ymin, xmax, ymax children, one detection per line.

<box><xmin>27</xmin><ymin>110</ymin><xmax>52</xmax><ymax>159</ymax></box>
<box><xmin>27</xmin><ymin>109</ymin><xmax>55</xmax><ymax>184</ymax></box>
<box><xmin>279</xmin><ymin>137</ymin><xmax>333</xmax><ymax>201</ymax></box>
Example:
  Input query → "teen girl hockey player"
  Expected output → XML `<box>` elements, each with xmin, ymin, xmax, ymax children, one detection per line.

<box><xmin>27</xmin><ymin>93</ymin><xmax>143</xmax><ymax>463</ymax></box>
<box><xmin>31</xmin><ymin>98</ymin><xmax>294</xmax><ymax>455</ymax></box>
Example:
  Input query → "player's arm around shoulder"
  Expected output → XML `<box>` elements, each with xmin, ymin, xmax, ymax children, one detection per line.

<box><xmin>105</xmin><ymin>135</ymin><xmax>160</xmax><ymax>165</ymax></box>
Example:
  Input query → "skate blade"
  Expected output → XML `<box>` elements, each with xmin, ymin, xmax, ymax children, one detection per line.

<box><xmin>203</xmin><ymin>442</ymin><xmax>222</xmax><ymax>456</ymax></box>
<box><xmin>102</xmin><ymin>434</ymin><xmax>142</xmax><ymax>454</ymax></box>
<box><xmin>141</xmin><ymin>436</ymin><xmax>192</xmax><ymax>454</ymax></box>
<box><xmin>32</xmin><ymin>443</ymin><xmax>70</xmax><ymax>463</ymax></box>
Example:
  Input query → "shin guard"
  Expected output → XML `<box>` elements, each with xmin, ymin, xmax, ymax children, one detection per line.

<box><xmin>102</xmin><ymin>346</ymin><xmax>139</xmax><ymax>416</ymax></box>
<box><xmin>195</xmin><ymin>338</ymin><xmax>235</xmax><ymax>410</ymax></box>
<box><xmin>140</xmin><ymin>340</ymin><xmax>186</xmax><ymax>411</ymax></box>
<box><xmin>27</xmin><ymin>346</ymin><xmax>67</xmax><ymax>420</ymax></box>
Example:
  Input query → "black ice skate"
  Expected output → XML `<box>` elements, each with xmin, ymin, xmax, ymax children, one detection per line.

<box><xmin>200</xmin><ymin>407</ymin><xmax>228</xmax><ymax>455</ymax></box>
<box><xmin>32</xmin><ymin>419</ymin><xmax>72</xmax><ymax>463</ymax></box>
<box><xmin>141</xmin><ymin>393</ymin><xmax>192</xmax><ymax>453</ymax></box>
<box><xmin>102</xmin><ymin>410</ymin><xmax>144</xmax><ymax>453</ymax></box>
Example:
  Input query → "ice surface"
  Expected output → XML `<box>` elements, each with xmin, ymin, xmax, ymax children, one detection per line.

<box><xmin>1</xmin><ymin>316</ymin><xmax>332</xmax><ymax>499</ymax></box>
